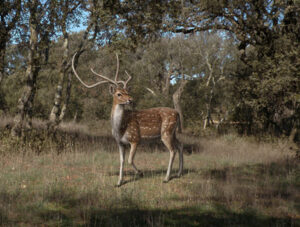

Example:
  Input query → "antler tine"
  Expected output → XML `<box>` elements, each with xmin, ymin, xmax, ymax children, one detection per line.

<box><xmin>72</xmin><ymin>52</ymin><xmax>109</xmax><ymax>88</ymax></box>
<box><xmin>90</xmin><ymin>68</ymin><xmax>118</xmax><ymax>86</ymax></box>
<box><xmin>114</xmin><ymin>53</ymin><xmax>119</xmax><ymax>82</ymax></box>
<box><xmin>124</xmin><ymin>71</ymin><xmax>132</xmax><ymax>88</ymax></box>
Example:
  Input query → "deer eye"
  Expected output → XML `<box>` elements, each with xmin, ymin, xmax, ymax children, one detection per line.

<box><xmin>117</xmin><ymin>93</ymin><xmax>122</xmax><ymax>97</ymax></box>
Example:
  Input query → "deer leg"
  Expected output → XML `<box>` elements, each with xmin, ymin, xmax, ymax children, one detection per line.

<box><xmin>128</xmin><ymin>142</ymin><xmax>143</xmax><ymax>176</ymax></box>
<box><xmin>175</xmin><ymin>138</ymin><xmax>184</xmax><ymax>177</ymax></box>
<box><xmin>117</xmin><ymin>144</ymin><xmax>125</xmax><ymax>187</ymax></box>
<box><xmin>162</xmin><ymin>135</ymin><xmax>176</xmax><ymax>182</ymax></box>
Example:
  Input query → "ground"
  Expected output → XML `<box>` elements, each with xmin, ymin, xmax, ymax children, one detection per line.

<box><xmin>0</xmin><ymin>120</ymin><xmax>299</xmax><ymax>226</ymax></box>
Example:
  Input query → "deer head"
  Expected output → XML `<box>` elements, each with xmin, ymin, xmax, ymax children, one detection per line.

<box><xmin>112</xmin><ymin>88</ymin><xmax>133</xmax><ymax>105</ymax></box>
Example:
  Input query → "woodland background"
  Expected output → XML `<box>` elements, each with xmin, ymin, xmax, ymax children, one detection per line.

<box><xmin>0</xmin><ymin>0</ymin><xmax>298</xmax><ymax>138</ymax></box>
<box><xmin>0</xmin><ymin>0</ymin><xmax>299</xmax><ymax>226</ymax></box>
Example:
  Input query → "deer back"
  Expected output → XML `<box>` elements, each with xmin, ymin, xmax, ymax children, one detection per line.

<box><xmin>119</xmin><ymin>107</ymin><xmax>179</xmax><ymax>143</ymax></box>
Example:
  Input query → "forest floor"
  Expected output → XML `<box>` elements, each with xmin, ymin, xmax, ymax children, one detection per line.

<box><xmin>0</xmin><ymin>119</ymin><xmax>299</xmax><ymax>226</ymax></box>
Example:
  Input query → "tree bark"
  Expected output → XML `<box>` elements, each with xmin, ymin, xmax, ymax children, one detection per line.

<box><xmin>59</xmin><ymin>72</ymin><xmax>72</xmax><ymax>121</ymax></box>
<box><xmin>173</xmin><ymin>78</ymin><xmax>187</xmax><ymax>131</ymax></box>
<box><xmin>203</xmin><ymin>88</ymin><xmax>214</xmax><ymax>129</ymax></box>
<box><xmin>48</xmin><ymin>0</ymin><xmax>97</xmax><ymax>131</ymax></box>
<box><xmin>202</xmin><ymin>52</ymin><xmax>224</xmax><ymax>130</ymax></box>
<box><xmin>0</xmin><ymin>41</ymin><xmax>7</xmax><ymax>85</ymax></box>
<box><xmin>48</xmin><ymin>17</ymin><xmax>95</xmax><ymax>133</ymax></box>
<box><xmin>48</xmin><ymin>32</ymin><xmax>69</xmax><ymax>130</ymax></box>
<box><xmin>0</xmin><ymin>0</ymin><xmax>21</xmax><ymax>86</ymax></box>
<box><xmin>162</xmin><ymin>65</ymin><xmax>172</xmax><ymax>96</ymax></box>
<box><xmin>11</xmin><ymin>1</ymin><xmax>40</xmax><ymax>137</ymax></box>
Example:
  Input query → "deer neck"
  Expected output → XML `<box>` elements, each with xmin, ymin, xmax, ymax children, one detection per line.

<box><xmin>111</xmin><ymin>103</ymin><xmax>125</xmax><ymax>140</ymax></box>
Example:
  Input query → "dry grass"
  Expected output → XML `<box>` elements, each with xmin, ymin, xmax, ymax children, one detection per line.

<box><xmin>0</xmin><ymin>120</ymin><xmax>299</xmax><ymax>226</ymax></box>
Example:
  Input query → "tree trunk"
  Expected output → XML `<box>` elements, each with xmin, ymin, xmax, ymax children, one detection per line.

<box><xmin>11</xmin><ymin>2</ymin><xmax>40</xmax><ymax>137</ymax></box>
<box><xmin>59</xmin><ymin>72</ymin><xmax>72</xmax><ymax>121</ymax></box>
<box><xmin>0</xmin><ymin>0</ymin><xmax>21</xmax><ymax>85</ymax></box>
<box><xmin>173</xmin><ymin>79</ymin><xmax>187</xmax><ymax>131</ymax></box>
<box><xmin>48</xmin><ymin>32</ymin><xmax>69</xmax><ymax>130</ymax></box>
<box><xmin>203</xmin><ymin>88</ymin><xmax>214</xmax><ymax>129</ymax></box>
<box><xmin>48</xmin><ymin>16</ymin><xmax>95</xmax><ymax>131</ymax></box>
<box><xmin>162</xmin><ymin>66</ymin><xmax>172</xmax><ymax>96</ymax></box>
<box><xmin>0</xmin><ymin>41</ymin><xmax>7</xmax><ymax>85</ymax></box>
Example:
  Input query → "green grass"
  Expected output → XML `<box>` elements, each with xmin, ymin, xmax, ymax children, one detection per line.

<box><xmin>0</xmin><ymin>121</ymin><xmax>299</xmax><ymax>226</ymax></box>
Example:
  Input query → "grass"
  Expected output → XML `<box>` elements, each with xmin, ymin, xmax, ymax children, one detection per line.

<box><xmin>0</xmin><ymin>120</ymin><xmax>299</xmax><ymax>226</ymax></box>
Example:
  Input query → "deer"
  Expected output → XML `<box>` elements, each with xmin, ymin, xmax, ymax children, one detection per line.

<box><xmin>72</xmin><ymin>53</ymin><xmax>183</xmax><ymax>186</ymax></box>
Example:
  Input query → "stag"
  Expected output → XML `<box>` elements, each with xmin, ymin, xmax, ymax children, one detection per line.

<box><xmin>72</xmin><ymin>53</ymin><xmax>183</xmax><ymax>186</ymax></box>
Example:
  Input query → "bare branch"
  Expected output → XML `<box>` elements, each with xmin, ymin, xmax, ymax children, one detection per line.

<box><xmin>205</xmin><ymin>52</ymin><xmax>213</xmax><ymax>87</ymax></box>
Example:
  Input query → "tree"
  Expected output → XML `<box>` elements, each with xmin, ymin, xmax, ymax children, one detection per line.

<box><xmin>169</xmin><ymin>0</ymin><xmax>299</xmax><ymax>137</ymax></box>
<box><xmin>11</xmin><ymin>0</ymin><xmax>48</xmax><ymax>136</ymax></box>
<box><xmin>48</xmin><ymin>0</ymin><xmax>128</xmax><ymax>131</ymax></box>
<box><xmin>190</xmin><ymin>32</ymin><xmax>238</xmax><ymax>129</ymax></box>
<box><xmin>48</xmin><ymin>0</ymin><xmax>88</xmax><ymax>130</ymax></box>
<box><xmin>0</xmin><ymin>0</ymin><xmax>21</xmax><ymax>85</ymax></box>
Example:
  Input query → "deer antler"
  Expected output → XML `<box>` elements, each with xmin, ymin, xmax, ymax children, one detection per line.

<box><xmin>114</xmin><ymin>54</ymin><xmax>132</xmax><ymax>88</ymax></box>
<box><xmin>91</xmin><ymin>54</ymin><xmax>132</xmax><ymax>88</ymax></box>
<box><xmin>72</xmin><ymin>52</ymin><xmax>111</xmax><ymax>88</ymax></box>
<box><xmin>124</xmin><ymin>71</ymin><xmax>132</xmax><ymax>88</ymax></box>
<box><xmin>114</xmin><ymin>53</ymin><xmax>119</xmax><ymax>81</ymax></box>
<box><xmin>72</xmin><ymin>52</ymin><xmax>132</xmax><ymax>89</ymax></box>
<box><xmin>90</xmin><ymin>68</ymin><xmax>119</xmax><ymax>86</ymax></box>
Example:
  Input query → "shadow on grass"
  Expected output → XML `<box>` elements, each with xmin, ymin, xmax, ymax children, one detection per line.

<box><xmin>108</xmin><ymin>168</ymin><xmax>199</xmax><ymax>184</ymax></box>
<box><xmin>88</xmin><ymin>205</ymin><xmax>297</xmax><ymax>227</ymax></box>
<box><xmin>114</xmin><ymin>169</ymin><xmax>197</xmax><ymax>187</ymax></box>
<box><xmin>202</xmin><ymin>157</ymin><xmax>299</xmax><ymax>184</ymax></box>
<box><xmin>1</xmin><ymin>196</ymin><xmax>297</xmax><ymax>227</ymax></box>
<box><xmin>0</xmin><ymin>158</ymin><xmax>298</xmax><ymax>226</ymax></box>
<box><xmin>190</xmin><ymin>157</ymin><xmax>300</xmax><ymax>214</ymax></box>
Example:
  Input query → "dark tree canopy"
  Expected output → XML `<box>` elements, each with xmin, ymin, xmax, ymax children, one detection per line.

<box><xmin>0</xmin><ymin>0</ymin><xmax>298</xmax><ymax>140</ymax></box>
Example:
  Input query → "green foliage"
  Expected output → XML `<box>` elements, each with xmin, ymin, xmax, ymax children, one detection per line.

<box><xmin>232</xmin><ymin>23</ymin><xmax>300</xmax><ymax>136</ymax></box>
<box><xmin>182</xmin><ymin>79</ymin><xmax>206</xmax><ymax>125</ymax></box>
<box><xmin>1</xmin><ymin>71</ymin><xmax>24</xmax><ymax>115</ymax></box>
<box><xmin>0</xmin><ymin>0</ymin><xmax>298</xmax><ymax>139</ymax></box>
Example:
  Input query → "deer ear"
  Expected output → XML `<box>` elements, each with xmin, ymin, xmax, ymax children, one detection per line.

<box><xmin>109</xmin><ymin>85</ymin><xmax>116</xmax><ymax>95</ymax></box>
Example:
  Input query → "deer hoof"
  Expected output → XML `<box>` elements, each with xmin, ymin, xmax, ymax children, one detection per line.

<box><xmin>137</xmin><ymin>171</ymin><xmax>144</xmax><ymax>177</ymax></box>
<box><xmin>163</xmin><ymin>179</ymin><xmax>169</xmax><ymax>183</ymax></box>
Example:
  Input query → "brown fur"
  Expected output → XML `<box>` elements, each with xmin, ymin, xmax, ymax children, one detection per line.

<box><xmin>71</xmin><ymin>54</ymin><xmax>183</xmax><ymax>187</ymax></box>
<box><xmin>111</xmin><ymin>88</ymin><xmax>183</xmax><ymax>186</ymax></box>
